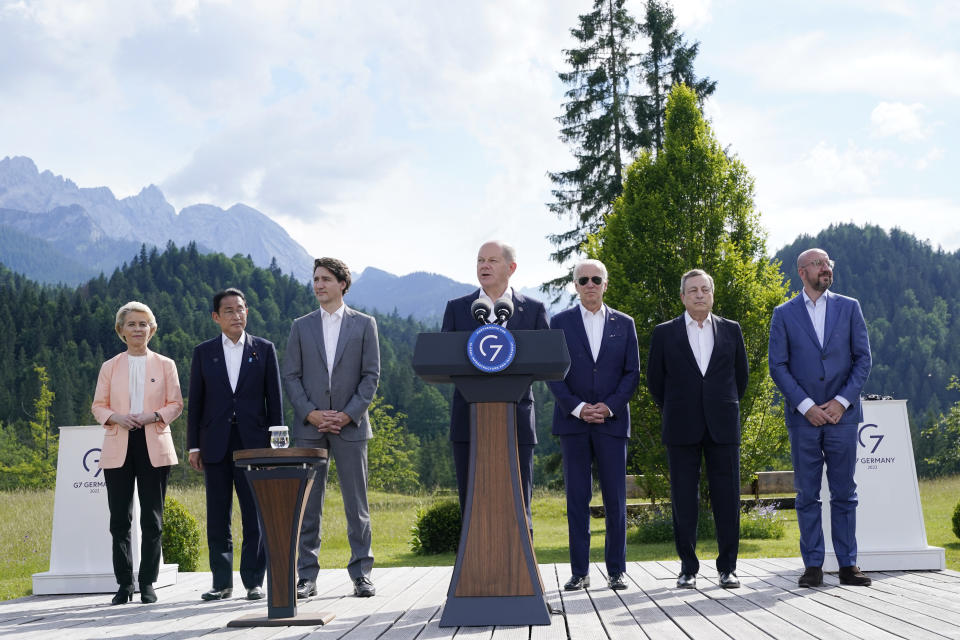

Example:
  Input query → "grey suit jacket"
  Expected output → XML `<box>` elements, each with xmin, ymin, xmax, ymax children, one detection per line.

<box><xmin>282</xmin><ymin>305</ymin><xmax>381</xmax><ymax>442</ymax></box>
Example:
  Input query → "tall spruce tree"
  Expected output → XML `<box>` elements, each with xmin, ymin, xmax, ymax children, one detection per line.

<box><xmin>546</xmin><ymin>0</ymin><xmax>716</xmax><ymax>296</ymax></box>
<box><xmin>546</xmin><ymin>0</ymin><xmax>639</xmax><ymax>294</ymax></box>
<box><xmin>636</xmin><ymin>0</ymin><xmax>717</xmax><ymax>151</ymax></box>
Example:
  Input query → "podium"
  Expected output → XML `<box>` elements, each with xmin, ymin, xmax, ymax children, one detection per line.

<box><xmin>413</xmin><ymin>329</ymin><xmax>570</xmax><ymax>627</ymax></box>
<box><xmin>227</xmin><ymin>447</ymin><xmax>334</xmax><ymax>627</ymax></box>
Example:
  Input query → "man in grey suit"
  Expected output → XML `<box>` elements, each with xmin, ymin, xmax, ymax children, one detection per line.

<box><xmin>283</xmin><ymin>257</ymin><xmax>381</xmax><ymax>598</ymax></box>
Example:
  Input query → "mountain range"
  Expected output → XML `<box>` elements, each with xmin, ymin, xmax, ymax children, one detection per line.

<box><xmin>0</xmin><ymin>156</ymin><xmax>563</xmax><ymax>321</ymax></box>
<box><xmin>0</xmin><ymin>156</ymin><xmax>314</xmax><ymax>283</ymax></box>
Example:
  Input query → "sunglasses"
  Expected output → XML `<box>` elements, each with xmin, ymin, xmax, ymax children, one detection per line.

<box><xmin>577</xmin><ymin>276</ymin><xmax>603</xmax><ymax>286</ymax></box>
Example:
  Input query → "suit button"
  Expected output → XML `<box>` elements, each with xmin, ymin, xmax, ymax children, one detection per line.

<box><xmin>821</xmin><ymin>355</ymin><xmax>827</xmax><ymax>360</ymax></box>
<box><xmin>819</xmin><ymin>377</ymin><xmax>824</xmax><ymax>381</ymax></box>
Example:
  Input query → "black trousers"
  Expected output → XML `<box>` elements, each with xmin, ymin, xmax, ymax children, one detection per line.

<box><xmin>666</xmin><ymin>431</ymin><xmax>740</xmax><ymax>575</ymax></box>
<box><xmin>104</xmin><ymin>428</ymin><xmax>170</xmax><ymax>586</ymax></box>
<box><xmin>203</xmin><ymin>426</ymin><xmax>265</xmax><ymax>590</ymax></box>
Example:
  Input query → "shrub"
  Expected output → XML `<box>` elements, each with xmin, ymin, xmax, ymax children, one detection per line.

<box><xmin>740</xmin><ymin>502</ymin><xmax>786</xmax><ymax>539</ymax></box>
<box><xmin>629</xmin><ymin>505</ymin><xmax>715</xmax><ymax>544</ymax></box>
<box><xmin>162</xmin><ymin>496</ymin><xmax>201</xmax><ymax>571</ymax></box>
<box><xmin>410</xmin><ymin>500</ymin><xmax>461</xmax><ymax>555</ymax></box>
<box><xmin>953</xmin><ymin>498</ymin><xmax>960</xmax><ymax>541</ymax></box>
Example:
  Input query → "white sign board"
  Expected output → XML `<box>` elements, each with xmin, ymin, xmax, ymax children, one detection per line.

<box><xmin>821</xmin><ymin>400</ymin><xmax>945</xmax><ymax>571</ymax></box>
<box><xmin>32</xmin><ymin>425</ymin><xmax>177</xmax><ymax>594</ymax></box>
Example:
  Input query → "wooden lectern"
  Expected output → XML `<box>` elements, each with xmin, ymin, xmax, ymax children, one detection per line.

<box><xmin>413</xmin><ymin>329</ymin><xmax>570</xmax><ymax>627</ymax></box>
<box><xmin>227</xmin><ymin>447</ymin><xmax>334</xmax><ymax>627</ymax></box>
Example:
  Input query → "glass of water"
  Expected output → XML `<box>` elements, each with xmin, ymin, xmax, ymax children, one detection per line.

<box><xmin>268</xmin><ymin>425</ymin><xmax>290</xmax><ymax>449</ymax></box>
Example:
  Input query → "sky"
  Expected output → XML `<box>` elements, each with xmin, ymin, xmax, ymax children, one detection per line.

<box><xmin>2</xmin><ymin>0</ymin><xmax>958</xmax><ymax>288</ymax></box>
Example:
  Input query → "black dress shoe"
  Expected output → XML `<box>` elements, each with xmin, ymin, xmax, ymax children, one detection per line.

<box><xmin>607</xmin><ymin>573</ymin><xmax>627</xmax><ymax>590</ymax></box>
<box><xmin>676</xmin><ymin>573</ymin><xmax>696</xmax><ymax>589</ymax></box>
<box><xmin>111</xmin><ymin>584</ymin><xmax>134</xmax><ymax>605</ymax></box>
<box><xmin>839</xmin><ymin>565</ymin><xmax>872</xmax><ymax>586</ymax></box>
<box><xmin>201</xmin><ymin>587</ymin><xmax>233</xmax><ymax>601</ymax></box>
<box><xmin>296</xmin><ymin>579</ymin><xmax>317</xmax><ymax>599</ymax></box>
<box><xmin>139</xmin><ymin>583</ymin><xmax>157</xmax><ymax>603</ymax></box>
<box><xmin>246</xmin><ymin>586</ymin><xmax>265</xmax><ymax>600</ymax></box>
<box><xmin>798</xmin><ymin>566</ymin><xmax>823</xmax><ymax>587</ymax></box>
<box><xmin>718</xmin><ymin>572</ymin><xmax>740</xmax><ymax>589</ymax></box>
<box><xmin>354</xmin><ymin>576</ymin><xmax>376</xmax><ymax>597</ymax></box>
<box><xmin>564</xmin><ymin>575</ymin><xmax>590</xmax><ymax>590</ymax></box>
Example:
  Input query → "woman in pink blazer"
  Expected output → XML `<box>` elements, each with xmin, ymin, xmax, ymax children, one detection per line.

<box><xmin>91</xmin><ymin>301</ymin><xmax>183</xmax><ymax>605</ymax></box>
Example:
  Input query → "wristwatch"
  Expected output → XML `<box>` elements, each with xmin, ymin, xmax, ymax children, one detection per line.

<box><xmin>154</xmin><ymin>411</ymin><xmax>162</xmax><ymax>424</ymax></box>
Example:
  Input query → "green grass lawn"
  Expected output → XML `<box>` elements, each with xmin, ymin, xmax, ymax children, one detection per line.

<box><xmin>2</xmin><ymin>475</ymin><xmax>958</xmax><ymax>601</ymax></box>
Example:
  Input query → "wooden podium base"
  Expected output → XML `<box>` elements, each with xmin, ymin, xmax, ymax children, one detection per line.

<box><xmin>227</xmin><ymin>611</ymin><xmax>335</xmax><ymax>627</ymax></box>
<box><xmin>440</xmin><ymin>402</ymin><xmax>550</xmax><ymax>627</ymax></box>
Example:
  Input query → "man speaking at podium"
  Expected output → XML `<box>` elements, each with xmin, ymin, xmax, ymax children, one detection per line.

<box><xmin>441</xmin><ymin>241</ymin><xmax>548</xmax><ymax>528</ymax></box>
<box><xmin>549</xmin><ymin>259</ymin><xmax>639</xmax><ymax>591</ymax></box>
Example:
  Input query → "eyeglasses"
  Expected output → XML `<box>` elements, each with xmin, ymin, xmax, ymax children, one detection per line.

<box><xmin>801</xmin><ymin>258</ymin><xmax>835</xmax><ymax>269</ymax></box>
<box><xmin>577</xmin><ymin>276</ymin><xmax>604</xmax><ymax>286</ymax></box>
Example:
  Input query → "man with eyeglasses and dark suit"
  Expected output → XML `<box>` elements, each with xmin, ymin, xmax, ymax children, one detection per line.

<box><xmin>769</xmin><ymin>248</ymin><xmax>872</xmax><ymax>588</ymax></box>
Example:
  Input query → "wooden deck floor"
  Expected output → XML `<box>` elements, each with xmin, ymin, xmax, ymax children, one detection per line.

<box><xmin>3</xmin><ymin>559</ymin><xmax>959</xmax><ymax>639</ymax></box>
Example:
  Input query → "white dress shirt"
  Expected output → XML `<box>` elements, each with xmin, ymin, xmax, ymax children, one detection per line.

<box><xmin>222</xmin><ymin>332</ymin><xmax>246</xmax><ymax>393</ymax></box>
<box><xmin>684</xmin><ymin>311</ymin><xmax>714</xmax><ymax>376</ymax></box>
<box><xmin>321</xmin><ymin>304</ymin><xmax>346</xmax><ymax>382</ymax></box>
<box><xmin>797</xmin><ymin>291</ymin><xmax>849</xmax><ymax>415</ymax></box>
<box><xmin>127</xmin><ymin>355</ymin><xmax>146</xmax><ymax>414</ymax></box>
<box><xmin>572</xmin><ymin>304</ymin><xmax>610</xmax><ymax>420</ymax></box>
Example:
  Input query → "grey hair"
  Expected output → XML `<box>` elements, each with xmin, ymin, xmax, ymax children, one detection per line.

<box><xmin>115</xmin><ymin>301</ymin><xmax>158</xmax><ymax>342</ymax></box>
<box><xmin>680</xmin><ymin>269</ymin><xmax>715</xmax><ymax>295</ymax></box>
<box><xmin>483</xmin><ymin>241</ymin><xmax>516</xmax><ymax>264</ymax></box>
<box><xmin>573</xmin><ymin>259</ymin><xmax>608</xmax><ymax>281</ymax></box>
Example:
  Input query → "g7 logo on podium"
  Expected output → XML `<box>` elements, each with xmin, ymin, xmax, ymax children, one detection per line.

<box><xmin>858</xmin><ymin>423</ymin><xmax>884</xmax><ymax>454</ymax></box>
<box><xmin>467</xmin><ymin>324</ymin><xmax>517</xmax><ymax>373</ymax></box>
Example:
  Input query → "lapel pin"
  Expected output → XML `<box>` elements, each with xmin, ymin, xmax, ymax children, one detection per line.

<box><xmin>151</xmin><ymin>378</ymin><xmax>156</xmax><ymax>383</ymax></box>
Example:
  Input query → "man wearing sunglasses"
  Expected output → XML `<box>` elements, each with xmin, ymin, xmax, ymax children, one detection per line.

<box><xmin>548</xmin><ymin>259</ymin><xmax>639</xmax><ymax>591</ymax></box>
<box><xmin>769</xmin><ymin>248</ymin><xmax>872</xmax><ymax>588</ymax></box>
<box><xmin>647</xmin><ymin>269</ymin><xmax>748</xmax><ymax>590</ymax></box>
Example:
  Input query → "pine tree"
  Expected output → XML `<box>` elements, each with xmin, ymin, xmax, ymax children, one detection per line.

<box><xmin>636</xmin><ymin>0</ymin><xmax>716</xmax><ymax>152</ymax></box>
<box><xmin>546</xmin><ymin>0</ymin><xmax>640</xmax><ymax>293</ymax></box>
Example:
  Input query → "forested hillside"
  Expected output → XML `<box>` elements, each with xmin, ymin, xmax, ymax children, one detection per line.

<box><xmin>774</xmin><ymin>223</ymin><xmax>960</xmax><ymax>426</ymax></box>
<box><xmin>0</xmin><ymin>243</ymin><xmax>503</xmax><ymax>488</ymax></box>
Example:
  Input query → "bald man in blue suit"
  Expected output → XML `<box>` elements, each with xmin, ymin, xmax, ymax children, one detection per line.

<box><xmin>769</xmin><ymin>248</ymin><xmax>872</xmax><ymax>588</ymax></box>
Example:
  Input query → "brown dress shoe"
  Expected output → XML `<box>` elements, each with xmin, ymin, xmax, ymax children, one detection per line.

<box><xmin>798</xmin><ymin>566</ymin><xmax>823</xmax><ymax>587</ymax></box>
<box><xmin>839</xmin><ymin>565</ymin><xmax>872</xmax><ymax>586</ymax></box>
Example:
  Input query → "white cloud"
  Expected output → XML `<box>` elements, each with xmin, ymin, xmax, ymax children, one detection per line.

<box><xmin>870</xmin><ymin>102</ymin><xmax>930</xmax><ymax>141</ymax></box>
<box><xmin>915</xmin><ymin>147</ymin><xmax>945</xmax><ymax>171</ymax></box>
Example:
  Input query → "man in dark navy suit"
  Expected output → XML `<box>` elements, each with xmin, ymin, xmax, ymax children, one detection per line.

<box><xmin>647</xmin><ymin>269</ymin><xmax>748</xmax><ymax>590</ymax></box>
<box><xmin>441</xmin><ymin>240</ymin><xmax>548</xmax><ymax>527</ymax></box>
<box><xmin>769</xmin><ymin>248</ymin><xmax>872</xmax><ymax>588</ymax></box>
<box><xmin>187</xmin><ymin>288</ymin><xmax>283</xmax><ymax>601</ymax></box>
<box><xmin>549</xmin><ymin>259</ymin><xmax>639</xmax><ymax>591</ymax></box>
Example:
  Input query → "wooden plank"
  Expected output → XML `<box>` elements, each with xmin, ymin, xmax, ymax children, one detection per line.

<box><xmin>375</xmin><ymin>566</ymin><xmax>450</xmax><ymax>640</ymax></box>
<box><xmin>610</xmin><ymin>571</ymin><xmax>685</xmax><ymax>640</ymax></box>
<box><xmin>529</xmin><ymin>564</ymin><xmax>565</xmax><ymax>640</ymax></box>
<box><xmin>555</xmin><ymin>563</ymin><xmax>609</xmax><ymax>640</ymax></box>
<box><xmin>818</xmin><ymin>573</ymin><xmax>960</xmax><ymax>639</ymax></box>
<box><xmin>627</xmin><ymin>564</ymin><xmax>727</xmax><ymax>640</ymax></box>
<box><xmin>585</xmin><ymin>570</ymin><xmax>648</xmax><ymax>640</ymax></box>
<box><xmin>757</xmin><ymin>574</ymin><xmax>936</xmax><ymax>640</ymax></box>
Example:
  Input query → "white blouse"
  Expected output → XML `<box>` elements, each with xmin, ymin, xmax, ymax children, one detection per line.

<box><xmin>128</xmin><ymin>355</ymin><xmax>147</xmax><ymax>414</ymax></box>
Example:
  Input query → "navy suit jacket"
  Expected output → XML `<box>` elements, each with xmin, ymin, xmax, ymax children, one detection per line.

<box><xmin>441</xmin><ymin>288</ymin><xmax>549</xmax><ymax>444</ymax></box>
<box><xmin>187</xmin><ymin>333</ymin><xmax>283</xmax><ymax>464</ymax></box>
<box><xmin>647</xmin><ymin>314</ymin><xmax>749</xmax><ymax>446</ymax></box>
<box><xmin>768</xmin><ymin>290</ymin><xmax>871</xmax><ymax>427</ymax></box>
<box><xmin>548</xmin><ymin>305</ymin><xmax>640</xmax><ymax>438</ymax></box>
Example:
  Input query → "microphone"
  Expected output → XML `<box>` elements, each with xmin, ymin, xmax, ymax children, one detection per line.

<box><xmin>471</xmin><ymin>298</ymin><xmax>493</xmax><ymax>324</ymax></box>
<box><xmin>493</xmin><ymin>296</ymin><xmax>514</xmax><ymax>325</ymax></box>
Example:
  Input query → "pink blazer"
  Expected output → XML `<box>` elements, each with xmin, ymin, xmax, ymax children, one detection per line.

<box><xmin>91</xmin><ymin>350</ymin><xmax>183</xmax><ymax>469</ymax></box>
